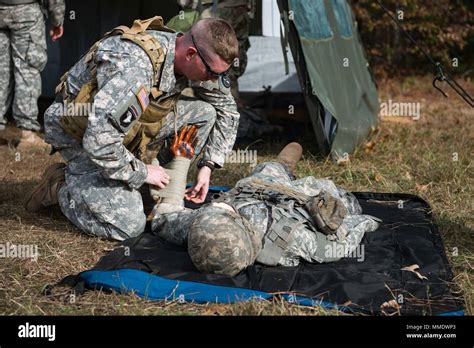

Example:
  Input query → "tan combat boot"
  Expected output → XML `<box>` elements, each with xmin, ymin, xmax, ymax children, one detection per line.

<box><xmin>276</xmin><ymin>142</ymin><xmax>303</xmax><ymax>174</ymax></box>
<box><xmin>0</xmin><ymin>125</ymin><xmax>9</xmax><ymax>146</ymax></box>
<box><xmin>0</xmin><ymin>124</ymin><xmax>21</xmax><ymax>146</ymax></box>
<box><xmin>17</xmin><ymin>130</ymin><xmax>50</xmax><ymax>150</ymax></box>
<box><xmin>25</xmin><ymin>163</ymin><xmax>66</xmax><ymax>212</ymax></box>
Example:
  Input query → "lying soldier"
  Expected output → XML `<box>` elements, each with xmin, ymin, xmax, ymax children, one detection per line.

<box><xmin>151</xmin><ymin>127</ymin><xmax>380</xmax><ymax>276</ymax></box>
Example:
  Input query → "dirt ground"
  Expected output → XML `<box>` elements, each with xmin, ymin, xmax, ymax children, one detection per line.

<box><xmin>0</xmin><ymin>76</ymin><xmax>472</xmax><ymax>315</ymax></box>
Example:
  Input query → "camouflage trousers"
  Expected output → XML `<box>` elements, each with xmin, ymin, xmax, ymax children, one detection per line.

<box><xmin>44</xmin><ymin>97</ymin><xmax>217</xmax><ymax>241</ymax></box>
<box><xmin>0</xmin><ymin>3</ymin><xmax>47</xmax><ymax>131</ymax></box>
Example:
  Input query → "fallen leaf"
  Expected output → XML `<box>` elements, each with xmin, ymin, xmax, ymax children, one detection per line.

<box><xmin>380</xmin><ymin>299</ymin><xmax>400</xmax><ymax>309</ymax></box>
<box><xmin>202</xmin><ymin>305</ymin><xmax>227</xmax><ymax>316</ymax></box>
<box><xmin>401</xmin><ymin>264</ymin><xmax>428</xmax><ymax>280</ymax></box>
<box><xmin>415</xmin><ymin>183</ymin><xmax>431</xmax><ymax>193</ymax></box>
<box><xmin>363</xmin><ymin>140</ymin><xmax>376</xmax><ymax>151</ymax></box>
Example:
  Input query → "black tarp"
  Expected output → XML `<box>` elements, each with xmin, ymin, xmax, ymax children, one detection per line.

<box><xmin>59</xmin><ymin>191</ymin><xmax>463</xmax><ymax>316</ymax></box>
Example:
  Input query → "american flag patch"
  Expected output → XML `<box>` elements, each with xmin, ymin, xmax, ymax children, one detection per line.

<box><xmin>136</xmin><ymin>86</ymin><xmax>149</xmax><ymax>112</ymax></box>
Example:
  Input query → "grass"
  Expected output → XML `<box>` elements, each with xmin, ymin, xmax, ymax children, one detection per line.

<box><xmin>0</xmin><ymin>75</ymin><xmax>472</xmax><ymax>316</ymax></box>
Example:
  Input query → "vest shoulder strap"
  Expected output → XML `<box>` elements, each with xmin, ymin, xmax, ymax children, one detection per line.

<box><xmin>119</xmin><ymin>17</ymin><xmax>175</xmax><ymax>86</ymax></box>
<box><xmin>128</xmin><ymin>16</ymin><xmax>176</xmax><ymax>34</ymax></box>
<box><xmin>120</xmin><ymin>31</ymin><xmax>164</xmax><ymax>86</ymax></box>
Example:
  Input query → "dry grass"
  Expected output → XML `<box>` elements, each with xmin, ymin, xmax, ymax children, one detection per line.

<box><xmin>0</xmin><ymin>76</ymin><xmax>472</xmax><ymax>315</ymax></box>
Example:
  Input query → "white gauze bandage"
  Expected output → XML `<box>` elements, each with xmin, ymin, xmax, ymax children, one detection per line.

<box><xmin>150</xmin><ymin>157</ymin><xmax>191</xmax><ymax>207</ymax></box>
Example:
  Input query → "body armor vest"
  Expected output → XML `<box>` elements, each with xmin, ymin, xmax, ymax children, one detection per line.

<box><xmin>215</xmin><ymin>178</ymin><xmax>316</xmax><ymax>266</ymax></box>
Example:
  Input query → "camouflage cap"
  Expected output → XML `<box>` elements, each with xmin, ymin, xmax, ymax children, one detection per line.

<box><xmin>188</xmin><ymin>205</ymin><xmax>262</xmax><ymax>277</ymax></box>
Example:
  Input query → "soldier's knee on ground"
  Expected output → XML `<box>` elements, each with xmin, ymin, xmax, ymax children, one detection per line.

<box><xmin>98</xmin><ymin>205</ymin><xmax>147</xmax><ymax>240</ymax></box>
<box><xmin>82</xmin><ymin>211</ymin><xmax>146</xmax><ymax>241</ymax></box>
<box><xmin>57</xmin><ymin>174</ymin><xmax>147</xmax><ymax>241</ymax></box>
<box><xmin>123</xmin><ymin>214</ymin><xmax>147</xmax><ymax>239</ymax></box>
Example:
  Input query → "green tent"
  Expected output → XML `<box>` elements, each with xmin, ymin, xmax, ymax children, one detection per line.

<box><xmin>278</xmin><ymin>0</ymin><xmax>379</xmax><ymax>157</ymax></box>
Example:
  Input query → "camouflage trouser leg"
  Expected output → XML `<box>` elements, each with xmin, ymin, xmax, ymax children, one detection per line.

<box><xmin>244</xmin><ymin>161</ymin><xmax>365</xmax><ymax>266</ymax></box>
<box><xmin>245</xmin><ymin>161</ymin><xmax>295</xmax><ymax>184</ymax></box>
<box><xmin>151</xmin><ymin>97</ymin><xmax>217</xmax><ymax>166</ymax></box>
<box><xmin>0</xmin><ymin>21</ymin><xmax>12</xmax><ymax>129</ymax></box>
<box><xmin>224</xmin><ymin>5</ymin><xmax>250</xmax><ymax>100</ymax></box>
<box><xmin>0</xmin><ymin>4</ymin><xmax>46</xmax><ymax>131</ymax></box>
<box><xmin>57</xmin><ymin>170</ymin><xmax>146</xmax><ymax>241</ymax></box>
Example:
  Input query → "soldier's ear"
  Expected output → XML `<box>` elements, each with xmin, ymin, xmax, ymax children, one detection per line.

<box><xmin>185</xmin><ymin>47</ymin><xmax>198</xmax><ymax>62</ymax></box>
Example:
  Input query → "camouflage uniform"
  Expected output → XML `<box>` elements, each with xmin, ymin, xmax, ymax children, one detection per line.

<box><xmin>0</xmin><ymin>0</ymin><xmax>65</xmax><ymax>131</ymax></box>
<box><xmin>152</xmin><ymin>161</ymin><xmax>380</xmax><ymax>267</ymax></box>
<box><xmin>176</xmin><ymin>0</ymin><xmax>252</xmax><ymax>100</ymax></box>
<box><xmin>44</xmin><ymin>30</ymin><xmax>239</xmax><ymax>241</ymax></box>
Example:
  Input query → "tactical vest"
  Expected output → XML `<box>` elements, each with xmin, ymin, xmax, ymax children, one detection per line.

<box><xmin>214</xmin><ymin>179</ymin><xmax>316</xmax><ymax>266</ymax></box>
<box><xmin>55</xmin><ymin>16</ymin><xmax>178</xmax><ymax>160</ymax></box>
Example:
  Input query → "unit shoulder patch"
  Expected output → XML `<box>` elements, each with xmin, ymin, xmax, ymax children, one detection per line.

<box><xmin>119</xmin><ymin>104</ymin><xmax>139</xmax><ymax>128</ymax></box>
<box><xmin>110</xmin><ymin>85</ymin><xmax>150</xmax><ymax>133</ymax></box>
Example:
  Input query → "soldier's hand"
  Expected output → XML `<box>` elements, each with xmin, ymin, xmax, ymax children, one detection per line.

<box><xmin>185</xmin><ymin>166</ymin><xmax>211</xmax><ymax>203</ymax></box>
<box><xmin>49</xmin><ymin>26</ymin><xmax>64</xmax><ymax>41</ymax></box>
<box><xmin>145</xmin><ymin>164</ymin><xmax>170</xmax><ymax>189</ymax></box>
<box><xmin>171</xmin><ymin>125</ymin><xmax>198</xmax><ymax>159</ymax></box>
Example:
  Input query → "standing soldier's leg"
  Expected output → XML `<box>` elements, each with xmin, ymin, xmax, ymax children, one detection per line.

<box><xmin>220</xmin><ymin>5</ymin><xmax>250</xmax><ymax>100</ymax></box>
<box><xmin>0</xmin><ymin>6</ymin><xmax>13</xmax><ymax>130</ymax></box>
<box><xmin>9</xmin><ymin>3</ymin><xmax>46</xmax><ymax>131</ymax></box>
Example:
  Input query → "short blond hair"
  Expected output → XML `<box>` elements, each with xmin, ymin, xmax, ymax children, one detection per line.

<box><xmin>192</xmin><ymin>18</ymin><xmax>238</xmax><ymax>65</ymax></box>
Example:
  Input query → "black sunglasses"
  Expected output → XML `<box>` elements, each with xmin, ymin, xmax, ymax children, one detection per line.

<box><xmin>191</xmin><ymin>34</ymin><xmax>229</xmax><ymax>79</ymax></box>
